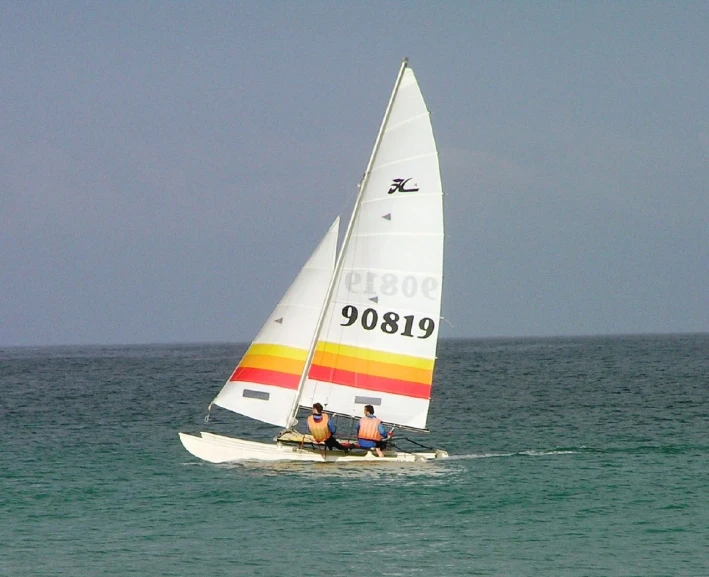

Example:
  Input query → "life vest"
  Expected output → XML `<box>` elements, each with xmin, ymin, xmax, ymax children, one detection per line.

<box><xmin>358</xmin><ymin>416</ymin><xmax>383</xmax><ymax>441</ymax></box>
<box><xmin>307</xmin><ymin>414</ymin><xmax>330</xmax><ymax>442</ymax></box>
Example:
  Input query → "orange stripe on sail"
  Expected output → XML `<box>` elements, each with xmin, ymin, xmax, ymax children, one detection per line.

<box><xmin>312</xmin><ymin>349</ymin><xmax>432</xmax><ymax>385</ymax></box>
<box><xmin>308</xmin><ymin>364</ymin><xmax>431</xmax><ymax>399</ymax></box>
<box><xmin>237</xmin><ymin>353</ymin><xmax>305</xmax><ymax>376</ymax></box>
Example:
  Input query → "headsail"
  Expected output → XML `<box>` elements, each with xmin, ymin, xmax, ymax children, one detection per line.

<box><xmin>300</xmin><ymin>63</ymin><xmax>444</xmax><ymax>430</ymax></box>
<box><xmin>211</xmin><ymin>217</ymin><xmax>340</xmax><ymax>427</ymax></box>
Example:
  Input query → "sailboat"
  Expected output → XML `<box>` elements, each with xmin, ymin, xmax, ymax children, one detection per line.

<box><xmin>179</xmin><ymin>59</ymin><xmax>447</xmax><ymax>463</ymax></box>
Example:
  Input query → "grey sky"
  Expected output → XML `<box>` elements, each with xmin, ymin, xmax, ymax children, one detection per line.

<box><xmin>2</xmin><ymin>2</ymin><xmax>707</xmax><ymax>346</ymax></box>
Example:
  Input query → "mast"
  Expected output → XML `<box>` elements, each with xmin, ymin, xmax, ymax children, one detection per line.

<box><xmin>285</xmin><ymin>59</ymin><xmax>410</xmax><ymax>427</ymax></box>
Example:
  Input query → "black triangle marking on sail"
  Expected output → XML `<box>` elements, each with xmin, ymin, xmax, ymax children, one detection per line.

<box><xmin>274</xmin><ymin>317</ymin><xmax>284</xmax><ymax>324</ymax></box>
<box><xmin>382</xmin><ymin>213</ymin><xmax>391</xmax><ymax>220</ymax></box>
<box><xmin>369</xmin><ymin>296</ymin><xmax>379</xmax><ymax>303</ymax></box>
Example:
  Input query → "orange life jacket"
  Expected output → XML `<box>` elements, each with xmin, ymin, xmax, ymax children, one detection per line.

<box><xmin>358</xmin><ymin>416</ymin><xmax>383</xmax><ymax>441</ymax></box>
<box><xmin>307</xmin><ymin>413</ymin><xmax>330</xmax><ymax>442</ymax></box>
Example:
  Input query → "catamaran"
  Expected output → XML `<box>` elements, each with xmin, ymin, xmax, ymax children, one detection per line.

<box><xmin>179</xmin><ymin>59</ymin><xmax>447</xmax><ymax>462</ymax></box>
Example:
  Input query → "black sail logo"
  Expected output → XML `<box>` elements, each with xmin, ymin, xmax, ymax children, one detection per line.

<box><xmin>387</xmin><ymin>178</ymin><xmax>420</xmax><ymax>194</ymax></box>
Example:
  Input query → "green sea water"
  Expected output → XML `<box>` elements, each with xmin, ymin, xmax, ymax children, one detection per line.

<box><xmin>2</xmin><ymin>335</ymin><xmax>708</xmax><ymax>576</ymax></box>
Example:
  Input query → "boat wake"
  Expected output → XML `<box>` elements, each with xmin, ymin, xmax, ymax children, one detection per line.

<box><xmin>447</xmin><ymin>449</ymin><xmax>579</xmax><ymax>461</ymax></box>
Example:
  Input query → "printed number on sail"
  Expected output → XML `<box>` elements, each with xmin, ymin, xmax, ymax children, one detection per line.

<box><xmin>345</xmin><ymin>272</ymin><xmax>438</xmax><ymax>299</ymax></box>
<box><xmin>341</xmin><ymin>305</ymin><xmax>435</xmax><ymax>338</ymax></box>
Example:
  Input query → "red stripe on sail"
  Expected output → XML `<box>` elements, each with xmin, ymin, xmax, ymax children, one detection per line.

<box><xmin>230</xmin><ymin>366</ymin><xmax>300</xmax><ymax>390</ymax></box>
<box><xmin>308</xmin><ymin>364</ymin><xmax>431</xmax><ymax>399</ymax></box>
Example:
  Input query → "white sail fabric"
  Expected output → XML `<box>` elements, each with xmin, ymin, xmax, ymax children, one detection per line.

<box><xmin>212</xmin><ymin>218</ymin><xmax>339</xmax><ymax>427</ymax></box>
<box><xmin>301</xmin><ymin>66</ymin><xmax>444</xmax><ymax>429</ymax></box>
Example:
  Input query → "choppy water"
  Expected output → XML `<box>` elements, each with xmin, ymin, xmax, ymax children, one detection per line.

<box><xmin>2</xmin><ymin>335</ymin><xmax>708</xmax><ymax>576</ymax></box>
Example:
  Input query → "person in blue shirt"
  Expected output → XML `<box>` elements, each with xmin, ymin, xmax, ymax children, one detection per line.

<box><xmin>356</xmin><ymin>405</ymin><xmax>392</xmax><ymax>457</ymax></box>
<box><xmin>307</xmin><ymin>403</ymin><xmax>348</xmax><ymax>452</ymax></box>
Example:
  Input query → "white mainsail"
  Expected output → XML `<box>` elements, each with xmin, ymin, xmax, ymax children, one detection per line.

<box><xmin>211</xmin><ymin>217</ymin><xmax>340</xmax><ymax>427</ymax></box>
<box><xmin>300</xmin><ymin>63</ymin><xmax>444</xmax><ymax>430</ymax></box>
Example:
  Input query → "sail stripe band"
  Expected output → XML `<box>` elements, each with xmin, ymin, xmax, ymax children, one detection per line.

<box><xmin>237</xmin><ymin>353</ymin><xmax>305</xmax><ymax>376</ymax></box>
<box><xmin>245</xmin><ymin>343</ymin><xmax>308</xmax><ymax>361</ymax></box>
<box><xmin>315</xmin><ymin>341</ymin><xmax>435</xmax><ymax>370</ymax></box>
<box><xmin>230</xmin><ymin>366</ymin><xmax>300</xmax><ymax>390</ymax></box>
<box><xmin>230</xmin><ymin>342</ymin><xmax>434</xmax><ymax>397</ymax></box>
<box><xmin>308</xmin><ymin>364</ymin><xmax>431</xmax><ymax>399</ymax></box>
<box><xmin>312</xmin><ymin>349</ymin><xmax>432</xmax><ymax>385</ymax></box>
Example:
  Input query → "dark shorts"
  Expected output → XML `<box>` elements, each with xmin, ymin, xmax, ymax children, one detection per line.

<box><xmin>324</xmin><ymin>435</ymin><xmax>347</xmax><ymax>450</ymax></box>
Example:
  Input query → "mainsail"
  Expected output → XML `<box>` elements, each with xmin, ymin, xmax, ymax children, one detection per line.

<box><xmin>300</xmin><ymin>62</ymin><xmax>444</xmax><ymax>430</ymax></box>
<box><xmin>211</xmin><ymin>217</ymin><xmax>340</xmax><ymax>427</ymax></box>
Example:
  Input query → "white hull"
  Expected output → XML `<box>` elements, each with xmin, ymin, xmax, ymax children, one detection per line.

<box><xmin>179</xmin><ymin>432</ymin><xmax>447</xmax><ymax>463</ymax></box>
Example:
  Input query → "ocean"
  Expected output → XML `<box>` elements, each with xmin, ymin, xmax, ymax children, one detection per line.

<box><xmin>2</xmin><ymin>335</ymin><xmax>707</xmax><ymax>576</ymax></box>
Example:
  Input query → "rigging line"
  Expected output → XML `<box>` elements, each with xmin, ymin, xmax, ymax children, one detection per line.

<box><xmin>399</xmin><ymin>436</ymin><xmax>438</xmax><ymax>452</ymax></box>
<box><xmin>387</xmin><ymin>430</ymin><xmax>420</xmax><ymax>457</ymax></box>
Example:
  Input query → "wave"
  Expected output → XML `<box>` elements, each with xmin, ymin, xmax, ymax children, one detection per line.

<box><xmin>447</xmin><ymin>449</ymin><xmax>580</xmax><ymax>460</ymax></box>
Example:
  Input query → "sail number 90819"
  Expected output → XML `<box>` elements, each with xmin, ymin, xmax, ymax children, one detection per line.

<box><xmin>340</xmin><ymin>305</ymin><xmax>435</xmax><ymax>339</ymax></box>
<box><xmin>345</xmin><ymin>272</ymin><xmax>438</xmax><ymax>300</ymax></box>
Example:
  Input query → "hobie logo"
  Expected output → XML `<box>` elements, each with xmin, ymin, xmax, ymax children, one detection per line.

<box><xmin>388</xmin><ymin>178</ymin><xmax>420</xmax><ymax>194</ymax></box>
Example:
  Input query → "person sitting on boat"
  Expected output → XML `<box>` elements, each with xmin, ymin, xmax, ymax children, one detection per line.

<box><xmin>307</xmin><ymin>403</ymin><xmax>348</xmax><ymax>452</ymax></box>
<box><xmin>356</xmin><ymin>405</ymin><xmax>392</xmax><ymax>457</ymax></box>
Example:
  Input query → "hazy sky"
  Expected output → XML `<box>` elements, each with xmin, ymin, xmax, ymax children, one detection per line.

<box><xmin>2</xmin><ymin>2</ymin><xmax>707</xmax><ymax>346</ymax></box>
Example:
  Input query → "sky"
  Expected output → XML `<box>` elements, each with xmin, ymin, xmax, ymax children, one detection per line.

<box><xmin>1</xmin><ymin>2</ymin><xmax>707</xmax><ymax>346</ymax></box>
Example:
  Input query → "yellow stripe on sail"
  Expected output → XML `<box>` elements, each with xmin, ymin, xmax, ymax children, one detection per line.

<box><xmin>245</xmin><ymin>343</ymin><xmax>308</xmax><ymax>362</ymax></box>
<box><xmin>315</xmin><ymin>341</ymin><xmax>435</xmax><ymax>371</ymax></box>
<box><xmin>239</xmin><ymin>354</ymin><xmax>305</xmax><ymax>375</ymax></box>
